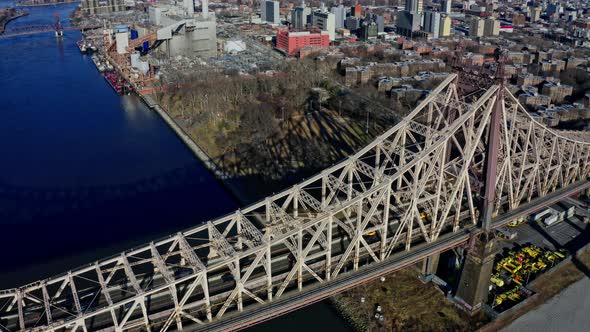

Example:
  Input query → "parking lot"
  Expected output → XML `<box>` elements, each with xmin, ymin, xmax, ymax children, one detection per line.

<box><xmin>497</xmin><ymin>198</ymin><xmax>590</xmax><ymax>253</ymax></box>
<box><xmin>487</xmin><ymin>197</ymin><xmax>590</xmax><ymax>312</ymax></box>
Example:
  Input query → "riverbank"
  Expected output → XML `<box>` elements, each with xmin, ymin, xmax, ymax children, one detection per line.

<box><xmin>139</xmin><ymin>93</ymin><xmax>254</xmax><ymax>205</ymax></box>
<box><xmin>332</xmin><ymin>264</ymin><xmax>489</xmax><ymax>331</ymax></box>
<box><xmin>129</xmin><ymin>70</ymin><xmax>387</xmax><ymax>331</ymax></box>
<box><xmin>0</xmin><ymin>8</ymin><xmax>28</xmax><ymax>34</ymax></box>
<box><xmin>129</xmin><ymin>65</ymin><xmax>361</xmax><ymax>332</ymax></box>
<box><xmin>16</xmin><ymin>0</ymin><xmax>78</xmax><ymax>7</ymax></box>
<box><xmin>134</xmin><ymin>73</ymin><xmax>388</xmax><ymax>205</ymax></box>
<box><xmin>91</xmin><ymin>43</ymin><xmax>256</xmax><ymax>205</ymax></box>
<box><xmin>0</xmin><ymin>0</ymin><xmax>238</xmax><ymax>289</ymax></box>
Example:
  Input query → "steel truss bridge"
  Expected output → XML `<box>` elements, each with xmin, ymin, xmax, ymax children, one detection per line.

<box><xmin>1</xmin><ymin>73</ymin><xmax>590</xmax><ymax>332</ymax></box>
<box><xmin>0</xmin><ymin>24</ymin><xmax>99</xmax><ymax>39</ymax></box>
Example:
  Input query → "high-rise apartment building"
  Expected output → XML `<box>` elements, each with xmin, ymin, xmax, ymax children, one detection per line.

<box><xmin>405</xmin><ymin>0</ymin><xmax>423</xmax><ymax>13</ymax></box>
<box><xmin>439</xmin><ymin>14</ymin><xmax>452</xmax><ymax>37</ymax></box>
<box><xmin>397</xmin><ymin>0</ymin><xmax>423</xmax><ymax>37</ymax></box>
<box><xmin>359</xmin><ymin>19</ymin><xmax>378</xmax><ymax>40</ymax></box>
<box><xmin>469</xmin><ymin>16</ymin><xmax>484</xmax><ymax>37</ymax></box>
<box><xmin>366</xmin><ymin>13</ymin><xmax>384</xmax><ymax>33</ymax></box>
<box><xmin>483</xmin><ymin>17</ymin><xmax>500</xmax><ymax>36</ymax></box>
<box><xmin>331</xmin><ymin>5</ymin><xmax>346</xmax><ymax>29</ymax></box>
<box><xmin>531</xmin><ymin>6</ymin><xmax>541</xmax><ymax>22</ymax></box>
<box><xmin>424</xmin><ymin>11</ymin><xmax>441</xmax><ymax>38</ymax></box>
<box><xmin>262</xmin><ymin>0</ymin><xmax>279</xmax><ymax>24</ymax></box>
<box><xmin>291</xmin><ymin>3</ymin><xmax>311</xmax><ymax>30</ymax></box>
<box><xmin>546</xmin><ymin>3</ymin><xmax>561</xmax><ymax>17</ymax></box>
<box><xmin>312</xmin><ymin>10</ymin><xmax>336</xmax><ymax>40</ymax></box>
<box><xmin>396</xmin><ymin>10</ymin><xmax>421</xmax><ymax>37</ymax></box>
<box><xmin>345</xmin><ymin>16</ymin><xmax>360</xmax><ymax>31</ymax></box>
<box><xmin>441</xmin><ymin>0</ymin><xmax>452</xmax><ymax>14</ymax></box>
<box><xmin>352</xmin><ymin>3</ymin><xmax>362</xmax><ymax>17</ymax></box>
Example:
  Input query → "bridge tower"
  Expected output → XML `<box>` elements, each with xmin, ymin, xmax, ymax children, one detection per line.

<box><xmin>54</xmin><ymin>12</ymin><xmax>63</xmax><ymax>37</ymax></box>
<box><xmin>455</xmin><ymin>232</ymin><xmax>499</xmax><ymax>311</ymax></box>
<box><xmin>454</xmin><ymin>49</ymin><xmax>508</xmax><ymax>312</ymax></box>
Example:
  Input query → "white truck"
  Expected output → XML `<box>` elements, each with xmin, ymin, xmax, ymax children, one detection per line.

<box><xmin>542</xmin><ymin>213</ymin><xmax>559</xmax><ymax>227</ymax></box>
<box><xmin>530</xmin><ymin>208</ymin><xmax>552</xmax><ymax>222</ymax></box>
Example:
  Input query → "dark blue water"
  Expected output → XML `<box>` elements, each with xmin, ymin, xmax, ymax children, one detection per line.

<box><xmin>0</xmin><ymin>1</ymin><xmax>237</xmax><ymax>287</ymax></box>
<box><xmin>0</xmin><ymin>3</ymin><xmax>351</xmax><ymax>330</ymax></box>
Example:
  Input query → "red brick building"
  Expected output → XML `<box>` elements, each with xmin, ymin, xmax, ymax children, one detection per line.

<box><xmin>276</xmin><ymin>29</ymin><xmax>330</xmax><ymax>56</ymax></box>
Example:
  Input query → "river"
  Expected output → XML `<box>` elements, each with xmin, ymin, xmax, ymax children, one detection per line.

<box><xmin>0</xmin><ymin>2</ymin><xmax>350</xmax><ymax>330</ymax></box>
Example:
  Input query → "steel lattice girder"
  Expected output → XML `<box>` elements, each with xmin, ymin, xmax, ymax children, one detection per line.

<box><xmin>1</xmin><ymin>74</ymin><xmax>589</xmax><ymax>332</ymax></box>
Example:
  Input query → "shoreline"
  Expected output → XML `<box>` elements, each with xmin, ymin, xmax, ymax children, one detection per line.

<box><xmin>90</xmin><ymin>39</ymin><xmax>258</xmax><ymax>206</ymax></box>
<box><xmin>15</xmin><ymin>0</ymin><xmax>79</xmax><ymax>7</ymax></box>
<box><xmin>137</xmin><ymin>93</ymin><xmax>253</xmax><ymax>206</ymax></box>
<box><xmin>0</xmin><ymin>10</ymin><xmax>29</xmax><ymax>34</ymax></box>
<box><xmin>88</xmin><ymin>47</ymin><xmax>237</xmax><ymax>201</ymax></box>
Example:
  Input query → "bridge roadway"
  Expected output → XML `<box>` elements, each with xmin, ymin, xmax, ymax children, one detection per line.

<box><xmin>191</xmin><ymin>179</ymin><xmax>590</xmax><ymax>332</ymax></box>
<box><xmin>31</xmin><ymin>179</ymin><xmax>585</xmax><ymax>332</ymax></box>
<box><xmin>0</xmin><ymin>25</ymin><xmax>100</xmax><ymax>38</ymax></box>
<box><xmin>4</xmin><ymin>181</ymin><xmax>587</xmax><ymax>331</ymax></box>
<box><xmin>4</xmin><ymin>206</ymin><xmax>463</xmax><ymax>330</ymax></box>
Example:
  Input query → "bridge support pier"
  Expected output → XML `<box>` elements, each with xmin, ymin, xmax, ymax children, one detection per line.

<box><xmin>419</xmin><ymin>253</ymin><xmax>439</xmax><ymax>283</ymax></box>
<box><xmin>454</xmin><ymin>234</ymin><xmax>498</xmax><ymax>313</ymax></box>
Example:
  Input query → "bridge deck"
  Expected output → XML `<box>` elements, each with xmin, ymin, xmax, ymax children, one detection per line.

<box><xmin>191</xmin><ymin>179</ymin><xmax>590</xmax><ymax>332</ymax></box>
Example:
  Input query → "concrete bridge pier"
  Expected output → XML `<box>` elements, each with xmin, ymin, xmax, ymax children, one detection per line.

<box><xmin>419</xmin><ymin>253</ymin><xmax>440</xmax><ymax>283</ymax></box>
<box><xmin>454</xmin><ymin>234</ymin><xmax>498</xmax><ymax>312</ymax></box>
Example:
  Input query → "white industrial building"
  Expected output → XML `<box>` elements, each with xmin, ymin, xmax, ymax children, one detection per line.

<box><xmin>115</xmin><ymin>31</ymin><xmax>129</xmax><ymax>54</ymax></box>
<box><xmin>148</xmin><ymin>0</ymin><xmax>217</xmax><ymax>58</ymax></box>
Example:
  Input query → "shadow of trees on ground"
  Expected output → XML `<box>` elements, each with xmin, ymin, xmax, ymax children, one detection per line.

<box><xmin>209</xmin><ymin>109</ymin><xmax>392</xmax><ymax>203</ymax></box>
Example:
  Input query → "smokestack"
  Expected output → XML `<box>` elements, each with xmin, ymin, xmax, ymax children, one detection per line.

<box><xmin>202</xmin><ymin>0</ymin><xmax>208</xmax><ymax>18</ymax></box>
